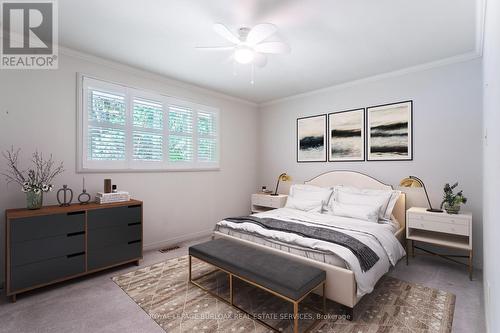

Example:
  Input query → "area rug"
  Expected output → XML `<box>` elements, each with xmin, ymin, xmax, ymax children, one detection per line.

<box><xmin>112</xmin><ymin>256</ymin><xmax>455</xmax><ymax>333</ymax></box>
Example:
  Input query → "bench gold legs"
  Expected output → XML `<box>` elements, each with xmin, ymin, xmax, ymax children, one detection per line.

<box><xmin>189</xmin><ymin>255</ymin><xmax>326</xmax><ymax>333</ymax></box>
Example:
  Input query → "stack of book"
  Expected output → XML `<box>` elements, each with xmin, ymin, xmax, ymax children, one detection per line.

<box><xmin>96</xmin><ymin>191</ymin><xmax>131</xmax><ymax>204</ymax></box>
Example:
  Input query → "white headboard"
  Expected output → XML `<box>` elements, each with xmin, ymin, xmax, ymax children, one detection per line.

<box><xmin>304</xmin><ymin>170</ymin><xmax>406</xmax><ymax>240</ymax></box>
<box><xmin>305</xmin><ymin>170</ymin><xmax>393</xmax><ymax>190</ymax></box>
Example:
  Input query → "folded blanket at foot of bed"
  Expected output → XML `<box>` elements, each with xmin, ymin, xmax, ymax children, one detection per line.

<box><xmin>224</xmin><ymin>216</ymin><xmax>379</xmax><ymax>272</ymax></box>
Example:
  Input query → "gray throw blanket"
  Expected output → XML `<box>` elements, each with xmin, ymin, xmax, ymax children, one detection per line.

<box><xmin>224</xmin><ymin>216</ymin><xmax>379</xmax><ymax>272</ymax></box>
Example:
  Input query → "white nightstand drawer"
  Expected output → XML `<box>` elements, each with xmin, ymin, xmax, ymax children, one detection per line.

<box><xmin>252</xmin><ymin>194</ymin><xmax>273</xmax><ymax>207</ymax></box>
<box><xmin>408</xmin><ymin>212</ymin><xmax>468</xmax><ymax>226</ymax></box>
<box><xmin>408</xmin><ymin>218</ymin><xmax>469</xmax><ymax>236</ymax></box>
<box><xmin>251</xmin><ymin>194</ymin><xmax>287</xmax><ymax>210</ymax></box>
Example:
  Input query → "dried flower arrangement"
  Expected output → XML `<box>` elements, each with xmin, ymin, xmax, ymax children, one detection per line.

<box><xmin>1</xmin><ymin>147</ymin><xmax>64</xmax><ymax>209</ymax></box>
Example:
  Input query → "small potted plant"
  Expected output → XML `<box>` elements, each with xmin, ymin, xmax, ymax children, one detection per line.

<box><xmin>1</xmin><ymin>147</ymin><xmax>64</xmax><ymax>210</ymax></box>
<box><xmin>440</xmin><ymin>182</ymin><xmax>467</xmax><ymax>214</ymax></box>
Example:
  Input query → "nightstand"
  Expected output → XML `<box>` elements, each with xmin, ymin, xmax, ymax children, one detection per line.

<box><xmin>406</xmin><ymin>207</ymin><xmax>473</xmax><ymax>280</ymax></box>
<box><xmin>251</xmin><ymin>193</ymin><xmax>288</xmax><ymax>213</ymax></box>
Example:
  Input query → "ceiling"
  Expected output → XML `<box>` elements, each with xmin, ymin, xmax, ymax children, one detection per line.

<box><xmin>59</xmin><ymin>0</ymin><xmax>480</xmax><ymax>103</ymax></box>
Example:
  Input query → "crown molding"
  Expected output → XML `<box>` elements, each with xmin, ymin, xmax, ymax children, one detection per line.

<box><xmin>259</xmin><ymin>51</ymin><xmax>482</xmax><ymax>107</ymax></box>
<box><xmin>59</xmin><ymin>46</ymin><xmax>258</xmax><ymax>108</ymax></box>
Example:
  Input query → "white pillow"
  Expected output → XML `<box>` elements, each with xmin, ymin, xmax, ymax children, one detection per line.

<box><xmin>329</xmin><ymin>201</ymin><xmax>381</xmax><ymax>223</ymax></box>
<box><xmin>384</xmin><ymin>191</ymin><xmax>401</xmax><ymax>220</ymax></box>
<box><xmin>334</xmin><ymin>186</ymin><xmax>400</xmax><ymax>220</ymax></box>
<box><xmin>289</xmin><ymin>184</ymin><xmax>333</xmax><ymax>203</ymax></box>
<box><xmin>285</xmin><ymin>196</ymin><xmax>323</xmax><ymax>213</ymax></box>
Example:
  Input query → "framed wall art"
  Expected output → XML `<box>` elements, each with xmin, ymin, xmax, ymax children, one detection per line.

<box><xmin>366</xmin><ymin>101</ymin><xmax>413</xmax><ymax>161</ymax></box>
<box><xmin>328</xmin><ymin>108</ymin><xmax>365</xmax><ymax>162</ymax></box>
<box><xmin>296</xmin><ymin>114</ymin><xmax>327</xmax><ymax>162</ymax></box>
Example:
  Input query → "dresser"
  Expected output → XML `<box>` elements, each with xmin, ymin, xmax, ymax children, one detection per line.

<box><xmin>406</xmin><ymin>207</ymin><xmax>472</xmax><ymax>279</ymax></box>
<box><xmin>251</xmin><ymin>193</ymin><xmax>288</xmax><ymax>213</ymax></box>
<box><xmin>5</xmin><ymin>200</ymin><xmax>143</xmax><ymax>302</ymax></box>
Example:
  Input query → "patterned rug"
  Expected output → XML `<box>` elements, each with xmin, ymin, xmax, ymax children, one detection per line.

<box><xmin>112</xmin><ymin>256</ymin><xmax>455</xmax><ymax>333</ymax></box>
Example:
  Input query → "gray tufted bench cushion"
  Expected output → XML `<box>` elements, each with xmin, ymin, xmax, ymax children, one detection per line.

<box><xmin>189</xmin><ymin>238</ymin><xmax>326</xmax><ymax>301</ymax></box>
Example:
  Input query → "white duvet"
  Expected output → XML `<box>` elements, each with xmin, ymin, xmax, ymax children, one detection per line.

<box><xmin>216</xmin><ymin>208</ymin><xmax>406</xmax><ymax>297</ymax></box>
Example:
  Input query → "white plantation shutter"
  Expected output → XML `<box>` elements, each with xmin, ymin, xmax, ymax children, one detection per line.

<box><xmin>132</xmin><ymin>98</ymin><xmax>164</xmax><ymax>162</ymax></box>
<box><xmin>79</xmin><ymin>75</ymin><xmax>219</xmax><ymax>171</ymax></box>
<box><xmin>168</xmin><ymin>105</ymin><xmax>194</xmax><ymax>163</ymax></box>
<box><xmin>83</xmin><ymin>82</ymin><xmax>128</xmax><ymax>169</ymax></box>
<box><xmin>88</xmin><ymin>126</ymin><xmax>126</xmax><ymax>160</ymax></box>
<box><xmin>197</xmin><ymin>111</ymin><xmax>218</xmax><ymax>163</ymax></box>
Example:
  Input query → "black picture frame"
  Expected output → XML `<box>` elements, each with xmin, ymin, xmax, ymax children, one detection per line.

<box><xmin>296</xmin><ymin>114</ymin><xmax>327</xmax><ymax>163</ymax></box>
<box><xmin>328</xmin><ymin>108</ymin><xmax>366</xmax><ymax>162</ymax></box>
<box><xmin>366</xmin><ymin>100</ymin><xmax>413</xmax><ymax>161</ymax></box>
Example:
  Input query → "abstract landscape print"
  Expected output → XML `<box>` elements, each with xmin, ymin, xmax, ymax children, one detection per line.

<box><xmin>367</xmin><ymin>101</ymin><xmax>413</xmax><ymax>161</ymax></box>
<box><xmin>297</xmin><ymin>114</ymin><xmax>327</xmax><ymax>162</ymax></box>
<box><xmin>328</xmin><ymin>109</ymin><xmax>365</xmax><ymax>161</ymax></box>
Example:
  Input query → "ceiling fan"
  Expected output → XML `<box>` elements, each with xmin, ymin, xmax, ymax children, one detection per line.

<box><xmin>197</xmin><ymin>23</ymin><xmax>290</xmax><ymax>68</ymax></box>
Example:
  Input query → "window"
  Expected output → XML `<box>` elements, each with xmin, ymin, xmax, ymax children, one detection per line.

<box><xmin>79</xmin><ymin>75</ymin><xmax>220</xmax><ymax>171</ymax></box>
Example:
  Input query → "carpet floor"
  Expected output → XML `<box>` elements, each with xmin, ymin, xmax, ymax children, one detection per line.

<box><xmin>112</xmin><ymin>255</ymin><xmax>455</xmax><ymax>333</ymax></box>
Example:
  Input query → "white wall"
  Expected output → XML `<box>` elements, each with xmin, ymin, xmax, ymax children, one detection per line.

<box><xmin>0</xmin><ymin>50</ymin><xmax>259</xmax><ymax>286</ymax></box>
<box><xmin>482</xmin><ymin>0</ymin><xmax>500</xmax><ymax>331</ymax></box>
<box><xmin>259</xmin><ymin>59</ymin><xmax>484</xmax><ymax>267</ymax></box>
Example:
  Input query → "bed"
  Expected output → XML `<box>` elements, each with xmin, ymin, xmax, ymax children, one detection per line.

<box><xmin>213</xmin><ymin>170</ymin><xmax>406</xmax><ymax>313</ymax></box>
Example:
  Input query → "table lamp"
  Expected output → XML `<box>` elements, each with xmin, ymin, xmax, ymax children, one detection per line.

<box><xmin>271</xmin><ymin>173</ymin><xmax>291</xmax><ymax>196</ymax></box>
<box><xmin>400</xmin><ymin>176</ymin><xmax>443</xmax><ymax>213</ymax></box>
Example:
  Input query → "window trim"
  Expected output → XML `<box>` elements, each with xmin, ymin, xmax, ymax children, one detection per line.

<box><xmin>77</xmin><ymin>73</ymin><xmax>220</xmax><ymax>173</ymax></box>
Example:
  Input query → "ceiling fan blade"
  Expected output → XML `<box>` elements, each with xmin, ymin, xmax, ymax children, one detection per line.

<box><xmin>254</xmin><ymin>41</ymin><xmax>290</xmax><ymax>54</ymax></box>
<box><xmin>254</xmin><ymin>53</ymin><xmax>267</xmax><ymax>68</ymax></box>
<box><xmin>213</xmin><ymin>23</ymin><xmax>240</xmax><ymax>45</ymax></box>
<box><xmin>246</xmin><ymin>23</ymin><xmax>277</xmax><ymax>45</ymax></box>
<box><xmin>195</xmin><ymin>46</ymin><xmax>235</xmax><ymax>51</ymax></box>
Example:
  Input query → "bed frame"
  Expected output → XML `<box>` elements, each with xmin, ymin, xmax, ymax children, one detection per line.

<box><xmin>213</xmin><ymin>170</ymin><xmax>406</xmax><ymax>316</ymax></box>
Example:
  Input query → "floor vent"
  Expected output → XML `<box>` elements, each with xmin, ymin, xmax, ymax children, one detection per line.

<box><xmin>159</xmin><ymin>246</ymin><xmax>180</xmax><ymax>253</ymax></box>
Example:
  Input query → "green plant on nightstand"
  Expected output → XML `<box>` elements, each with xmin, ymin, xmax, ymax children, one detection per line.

<box><xmin>440</xmin><ymin>182</ymin><xmax>467</xmax><ymax>214</ymax></box>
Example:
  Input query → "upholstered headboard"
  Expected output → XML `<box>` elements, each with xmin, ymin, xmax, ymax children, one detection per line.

<box><xmin>304</xmin><ymin>171</ymin><xmax>406</xmax><ymax>241</ymax></box>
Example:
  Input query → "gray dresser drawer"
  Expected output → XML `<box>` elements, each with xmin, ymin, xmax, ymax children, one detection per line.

<box><xmin>6</xmin><ymin>200</ymin><xmax>143</xmax><ymax>301</ymax></box>
<box><xmin>11</xmin><ymin>253</ymin><xmax>85</xmax><ymax>291</ymax></box>
<box><xmin>11</xmin><ymin>212</ymin><xmax>85</xmax><ymax>244</ymax></box>
<box><xmin>88</xmin><ymin>205</ymin><xmax>141</xmax><ymax>230</ymax></box>
<box><xmin>88</xmin><ymin>224</ymin><xmax>141</xmax><ymax>250</ymax></box>
<box><xmin>88</xmin><ymin>241</ymin><xmax>142</xmax><ymax>271</ymax></box>
<box><xmin>11</xmin><ymin>233</ymin><xmax>85</xmax><ymax>267</ymax></box>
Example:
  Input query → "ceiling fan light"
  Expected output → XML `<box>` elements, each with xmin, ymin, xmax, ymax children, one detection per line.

<box><xmin>234</xmin><ymin>46</ymin><xmax>255</xmax><ymax>64</ymax></box>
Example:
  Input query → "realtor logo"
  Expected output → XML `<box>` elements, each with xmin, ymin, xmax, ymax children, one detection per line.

<box><xmin>1</xmin><ymin>0</ymin><xmax>58</xmax><ymax>69</ymax></box>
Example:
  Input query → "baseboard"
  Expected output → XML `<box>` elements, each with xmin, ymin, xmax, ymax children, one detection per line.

<box><xmin>143</xmin><ymin>229</ymin><xmax>213</xmax><ymax>252</ymax></box>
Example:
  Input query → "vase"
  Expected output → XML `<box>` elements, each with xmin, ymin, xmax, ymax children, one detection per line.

<box><xmin>444</xmin><ymin>202</ymin><xmax>460</xmax><ymax>214</ymax></box>
<box><xmin>26</xmin><ymin>191</ymin><xmax>43</xmax><ymax>210</ymax></box>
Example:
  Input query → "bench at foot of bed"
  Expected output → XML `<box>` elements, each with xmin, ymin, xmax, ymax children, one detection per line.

<box><xmin>189</xmin><ymin>238</ymin><xmax>329</xmax><ymax>333</ymax></box>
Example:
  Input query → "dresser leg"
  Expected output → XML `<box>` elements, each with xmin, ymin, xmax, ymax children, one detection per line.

<box><xmin>469</xmin><ymin>250</ymin><xmax>473</xmax><ymax>281</ymax></box>
<box><xmin>11</xmin><ymin>294</ymin><xmax>16</xmax><ymax>303</ymax></box>
<box><xmin>135</xmin><ymin>260</ymin><xmax>140</xmax><ymax>266</ymax></box>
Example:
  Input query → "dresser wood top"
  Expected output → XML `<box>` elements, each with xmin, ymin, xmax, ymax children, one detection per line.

<box><xmin>5</xmin><ymin>199</ymin><xmax>142</xmax><ymax>219</ymax></box>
